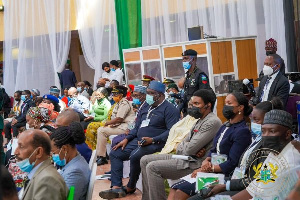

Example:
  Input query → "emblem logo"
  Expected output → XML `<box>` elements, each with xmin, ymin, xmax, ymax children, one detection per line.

<box><xmin>253</xmin><ymin>162</ymin><xmax>278</xmax><ymax>184</ymax></box>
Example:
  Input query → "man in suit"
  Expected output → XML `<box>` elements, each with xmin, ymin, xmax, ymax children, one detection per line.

<box><xmin>60</xmin><ymin>63</ymin><xmax>77</xmax><ymax>89</ymax></box>
<box><xmin>140</xmin><ymin>89</ymin><xmax>222</xmax><ymax>200</ymax></box>
<box><xmin>4</xmin><ymin>90</ymin><xmax>34</xmax><ymax>146</ymax></box>
<box><xmin>255</xmin><ymin>54</ymin><xmax>289</xmax><ymax>106</ymax></box>
<box><xmin>15</xmin><ymin>129</ymin><xmax>68</xmax><ymax>200</ymax></box>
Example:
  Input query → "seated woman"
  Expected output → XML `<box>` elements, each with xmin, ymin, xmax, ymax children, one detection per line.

<box><xmin>50</xmin><ymin>122</ymin><xmax>91</xmax><ymax>200</ymax></box>
<box><xmin>85</xmin><ymin>87</ymin><xmax>112</xmax><ymax>149</ymax></box>
<box><xmin>26</xmin><ymin>106</ymin><xmax>56</xmax><ymax>135</ymax></box>
<box><xmin>40</xmin><ymin>94</ymin><xmax>61</xmax><ymax>120</ymax></box>
<box><xmin>188</xmin><ymin>98</ymin><xmax>284</xmax><ymax>199</ymax></box>
<box><xmin>169</xmin><ymin>92</ymin><xmax>252</xmax><ymax>200</ymax></box>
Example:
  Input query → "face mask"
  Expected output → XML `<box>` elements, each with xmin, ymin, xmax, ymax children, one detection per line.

<box><xmin>266</xmin><ymin>51</ymin><xmax>275</xmax><ymax>56</ymax></box>
<box><xmin>169</xmin><ymin>91</ymin><xmax>174</xmax><ymax>95</ymax></box>
<box><xmin>146</xmin><ymin>94</ymin><xmax>156</xmax><ymax>105</ymax></box>
<box><xmin>30</xmin><ymin>95</ymin><xmax>33</xmax><ymax>99</ymax></box>
<box><xmin>77</xmin><ymin>87</ymin><xmax>82</xmax><ymax>93</ymax></box>
<box><xmin>222</xmin><ymin>105</ymin><xmax>236</xmax><ymax>120</ymax></box>
<box><xmin>52</xmin><ymin>149</ymin><xmax>66</xmax><ymax>167</ymax></box>
<box><xmin>16</xmin><ymin>148</ymin><xmax>38</xmax><ymax>173</ymax></box>
<box><xmin>182</xmin><ymin>58</ymin><xmax>193</xmax><ymax>70</ymax></box>
<box><xmin>251</xmin><ymin>122</ymin><xmax>262</xmax><ymax>136</ymax></box>
<box><xmin>111</xmin><ymin>68</ymin><xmax>116</xmax><ymax>72</ymax></box>
<box><xmin>26</xmin><ymin>123</ymin><xmax>34</xmax><ymax>130</ymax></box>
<box><xmin>113</xmin><ymin>96</ymin><xmax>121</xmax><ymax>102</ymax></box>
<box><xmin>133</xmin><ymin>98</ymin><xmax>141</xmax><ymax>105</ymax></box>
<box><xmin>187</xmin><ymin>106</ymin><xmax>205</xmax><ymax>119</ymax></box>
<box><xmin>261</xmin><ymin>136</ymin><xmax>286</xmax><ymax>152</ymax></box>
<box><xmin>21</xmin><ymin>95</ymin><xmax>26</xmax><ymax>101</ymax></box>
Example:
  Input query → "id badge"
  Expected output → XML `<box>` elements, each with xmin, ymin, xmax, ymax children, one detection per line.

<box><xmin>231</xmin><ymin>167</ymin><xmax>245</xmax><ymax>180</ymax></box>
<box><xmin>140</xmin><ymin>119</ymin><xmax>150</xmax><ymax>128</ymax></box>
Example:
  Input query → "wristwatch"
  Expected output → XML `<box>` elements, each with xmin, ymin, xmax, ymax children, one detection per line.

<box><xmin>152</xmin><ymin>138</ymin><xmax>155</xmax><ymax>144</ymax></box>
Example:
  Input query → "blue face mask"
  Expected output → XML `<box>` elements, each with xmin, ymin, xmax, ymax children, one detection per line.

<box><xmin>77</xmin><ymin>87</ymin><xmax>82</xmax><ymax>93</ymax></box>
<box><xmin>52</xmin><ymin>149</ymin><xmax>66</xmax><ymax>167</ymax></box>
<box><xmin>16</xmin><ymin>148</ymin><xmax>38</xmax><ymax>173</ymax></box>
<box><xmin>133</xmin><ymin>98</ymin><xmax>141</xmax><ymax>105</ymax></box>
<box><xmin>251</xmin><ymin>122</ymin><xmax>262</xmax><ymax>137</ymax></box>
<box><xmin>183</xmin><ymin>62</ymin><xmax>191</xmax><ymax>70</ymax></box>
<box><xmin>111</xmin><ymin>68</ymin><xmax>116</xmax><ymax>72</ymax></box>
<box><xmin>21</xmin><ymin>95</ymin><xmax>26</xmax><ymax>101</ymax></box>
<box><xmin>146</xmin><ymin>94</ymin><xmax>156</xmax><ymax>105</ymax></box>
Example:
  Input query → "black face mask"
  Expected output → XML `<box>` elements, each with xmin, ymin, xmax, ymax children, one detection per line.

<box><xmin>266</xmin><ymin>51</ymin><xmax>275</xmax><ymax>56</ymax></box>
<box><xmin>106</xmin><ymin>69</ymin><xmax>111</xmax><ymax>73</ymax></box>
<box><xmin>222</xmin><ymin>105</ymin><xmax>236</xmax><ymax>120</ymax></box>
<box><xmin>261</xmin><ymin>136</ymin><xmax>286</xmax><ymax>153</ymax></box>
<box><xmin>96</xmin><ymin>84</ymin><xmax>101</xmax><ymax>89</ymax></box>
<box><xmin>187</xmin><ymin>106</ymin><xmax>205</xmax><ymax>119</ymax></box>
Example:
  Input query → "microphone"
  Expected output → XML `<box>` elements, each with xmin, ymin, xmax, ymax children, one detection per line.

<box><xmin>243</xmin><ymin>79</ymin><xmax>256</xmax><ymax>97</ymax></box>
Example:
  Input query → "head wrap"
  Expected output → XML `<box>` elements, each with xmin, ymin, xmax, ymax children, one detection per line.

<box><xmin>148</xmin><ymin>81</ymin><xmax>165</xmax><ymax>94</ymax></box>
<box><xmin>263</xmin><ymin>110</ymin><xmax>293</xmax><ymax>129</ymax></box>
<box><xmin>27</xmin><ymin>107</ymin><xmax>51</xmax><ymax>123</ymax></box>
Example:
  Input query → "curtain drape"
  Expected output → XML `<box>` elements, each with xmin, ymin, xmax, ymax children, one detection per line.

<box><xmin>75</xmin><ymin>0</ymin><xmax>119</xmax><ymax>88</ymax></box>
<box><xmin>3</xmin><ymin>0</ymin><xmax>71</xmax><ymax>96</ymax></box>
<box><xmin>142</xmin><ymin>0</ymin><xmax>287</xmax><ymax>72</ymax></box>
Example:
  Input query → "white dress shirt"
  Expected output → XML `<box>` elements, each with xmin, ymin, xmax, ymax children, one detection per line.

<box><xmin>261</xmin><ymin>71</ymin><xmax>280</xmax><ymax>102</ymax></box>
<box><xmin>113</xmin><ymin>68</ymin><xmax>124</xmax><ymax>85</ymax></box>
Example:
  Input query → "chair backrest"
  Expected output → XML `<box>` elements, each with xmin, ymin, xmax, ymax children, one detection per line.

<box><xmin>86</xmin><ymin>163</ymin><xmax>97</xmax><ymax>200</ymax></box>
<box><xmin>89</xmin><ymin>150</ymin><xmax>97</xmax><ymax>170</ymax></box>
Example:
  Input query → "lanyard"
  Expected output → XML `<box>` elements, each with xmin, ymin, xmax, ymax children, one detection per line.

<box><xmin>146</xmin><ymin>100</ymin><xmax>165</xmax><ymax>119</ymax></box>
<box><xmin>216</xmin><ymin>127</ymin><xmax>229</xmax><ymax>154</ymax></box>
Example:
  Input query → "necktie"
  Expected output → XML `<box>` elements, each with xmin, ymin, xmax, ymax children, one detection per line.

<box><xmin>260</xmin><ymin>77</ymin><xmax>272</xmax><ymax>102</ymax></box>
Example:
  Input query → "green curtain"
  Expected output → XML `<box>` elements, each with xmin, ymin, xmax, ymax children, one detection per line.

<box><xmin>114</xmin><ymin>0</ymin><xmax>142</xmax><ymax>67</ymax></box>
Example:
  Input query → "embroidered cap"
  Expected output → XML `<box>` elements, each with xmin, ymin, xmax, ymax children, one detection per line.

<box><xmin>148</xmin><ymin>81</ymin><xmax>165</xmax><ymax>94</ymax></box>
<box><xmin>263</xmin><ymin>109</ymin><xmax>293</xmax><ymax>129</ymax></box>
<box><xmin>134</xmin><ymin>85</ymin><xmax>147</xmax><ymax>94</ymax></box>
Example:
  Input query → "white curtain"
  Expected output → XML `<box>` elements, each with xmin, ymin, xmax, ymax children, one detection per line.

<box><xmin>75</xmin><ymin>0</ymin><xmax>119</xmax><ymax>89</ymax></box>
<box><xmin>3</xmin><ymin>0</ymin><xmax>70</xmax><ymax>96</ymax></box>
<box><xmin>142</xmin><ymin>0</ymin><xmax>287</xmax><ymax>72</ymax></box>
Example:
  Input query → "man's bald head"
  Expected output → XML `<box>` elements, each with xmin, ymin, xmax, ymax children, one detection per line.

<box><xmin>56</xmin><ymin>109</ymin><xmax>80</xmax><ymax>127</ymax></box>
<box><xmin>68</xmin><ymin>87</ymin><xmax>78</xmax><ymax>97</ymax></box>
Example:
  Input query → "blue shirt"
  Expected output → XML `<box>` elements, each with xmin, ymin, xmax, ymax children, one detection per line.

<box><xmin>60</xmin><ymin>154</ymin><xmax>91</xmax><ymax>200</ymax></box>
<box><xmin>126</xmin><ymin>100</ymin><xmax>180</xmax><ymax>143</ymax></box>
<box><xmin>28</xmin><ymin>161</ymin><xmax>44</xmax><ymax>180</ymax></box>
<box><xmin>208</xmin><ymin>120</ymin><xmax>251</xmax><ymax>176</ymax></box>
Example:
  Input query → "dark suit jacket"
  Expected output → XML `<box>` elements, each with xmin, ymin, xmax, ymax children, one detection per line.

<box><xmin>15</xmin><ymin>99</ymin><xmax>34</xmax><ymax>123</ymax></box>
<box><xmin>60</xmin><ymin>69</ymin><xmax>77</xmax><ymax>89</ymax></box>
<box><xmin>229</xmin><ymin>140</ymin><xmax>263</xmax><ymax>191</ymax></box>
<box><xmin>256</xmin><ymin>72</ymin><xmax>290</xmax><ymax>106</ymax></box>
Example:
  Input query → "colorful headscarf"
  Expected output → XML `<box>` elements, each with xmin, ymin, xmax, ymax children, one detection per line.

<box><xmin>27</xmin><ymin>107</ymin><xmax>51</xmax><ymax>123</ymax></box>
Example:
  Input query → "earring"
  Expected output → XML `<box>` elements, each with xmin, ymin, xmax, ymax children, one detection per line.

<box><xmin>238</xmin><ymin>111</ymin><xmax>241</xmax><ymax>115</ymax></box>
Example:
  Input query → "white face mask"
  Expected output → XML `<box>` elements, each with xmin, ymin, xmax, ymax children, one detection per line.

<box><xmin>26</xmin><ymin>123</ymin><xmax>34</xmax><ymax>130</ymax></box>
<box><xmin>263</xmin><ymin>65</ymin><xmax>274</xmax><ymax>76</ymax></box>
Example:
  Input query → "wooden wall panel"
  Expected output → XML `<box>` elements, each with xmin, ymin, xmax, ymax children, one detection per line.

<box><xmin>142</xmin><ymin>49</ymin><xmax>160</xmax><ymax>60</ymax></box>
<box><xmin>211</xmin><ymin>41</ymin><xmax>234</xmax><ymax>74</ymax></box>
<box><xmin>185</xmin><ymin>43</ymin><xmax>207</xmax><ymax>55</ymax></box>
<box><xmin>163</xmin><ymin>46</ymin><xmax>183</xmax><ymax>58</ymax></box>
<box><xmin>236</xmin><ymin>39</ymin><xmax>258</xmax><ymax>87</ymax></box>
<box><xmin>124</xmin><ymin>51</ymin><xmax>140</xmax><ymax>62</ymax></box>
<box><xmin>216</xmin><ymin>96</ymin><xmax>227</xmax><ymax>123</ymax></box>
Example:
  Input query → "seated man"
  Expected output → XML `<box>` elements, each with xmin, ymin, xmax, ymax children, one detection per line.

<box><xmin>255</xmin><ymin>54</ymin><xmax>289</xmax><ymax>106</ymax></box>
<box><xmin>4</xmin><ymin>90</ymin><xmax>23</xmax><ymax>124</ymax></box>
<box><xmin>231</xmin><ymin>110</ymin><xmax>300</xmax><ymax>200</ymax></box>
<box><xmin>77</xmin><ymin>81</ymin><xmax>90</xmax><ymax>99</ymax></box>
<box><xmin>4</xmin><ymin>90</ymin><xmax>34</xmax><ymax>146</ymax></box>
<box><xmin>99</xmin><ymin>81</ymin><xmax>180</xmax><ymax>199</ymax></box>
<box><xmin>141</xmin><ymin>89</ymin><xmax>222</xmax><ymax>200</ymax></box>
<box><xmin>96</xmin><ymin>85</ymin><xmax>135</xmax><ymax>166</ymax></box>
<box><xmin>68</xmin><ymin>87</ymin><xmax>91</xmax><ymax>120</ymax></box>
<box><xmin>55</xmin><ymin>109</ymin><xmax>92</xmax><ymax>163</ymax></box>
<box><xmin>15</xmin><ymin>129</ymin><xmax>68</xmax><ymax>200</ymax></box>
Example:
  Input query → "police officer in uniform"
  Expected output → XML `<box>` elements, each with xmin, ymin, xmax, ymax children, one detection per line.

<box><xmin>182</xmin><ymin>49</ymin><xmax>211</xmax><ymax>115</ymax></box>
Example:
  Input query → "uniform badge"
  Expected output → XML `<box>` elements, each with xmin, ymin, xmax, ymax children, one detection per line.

<box><xmin>201</xmin><ymin>75</ymin><xmax>208</xmax><ymax>84</ymax></box>
<box><xmin>190</xmin><ymin>79</ymin><xmax>196</xmax><ymax>86</ymax></box>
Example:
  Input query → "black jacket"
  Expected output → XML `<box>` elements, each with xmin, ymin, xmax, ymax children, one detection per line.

<box><xmin>256</xmin><ymin>72</ymin><xmax>289</xmax><ymax>107</ymax></box>
<box><xmin>15</xmin><ymin>99</ymin><xmax>35</xmax><ymax>123</ymax></box>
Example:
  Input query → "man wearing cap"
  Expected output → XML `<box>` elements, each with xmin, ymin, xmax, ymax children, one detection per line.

<box><xmin>142</xmin><ymin>75</ymin><xmax>155</xmax><ymax>87</ymax></box>
<box><xmin>99</xmin><ymin>81</ymin><xmax>180</xmax><ymax>199</ymax></box>
<box><xmin>182</xmin><ymin>49</ymin><xmax>211</xmax><ymax>115</ymax></box>
<box><xmin>255</xmin><ymin>54</ymin><xmax>289</xmax><ymax>106</ymax></box>
<box><xmin>96</xmin><ymin>85</ymin><xmax>135</xmax><ymax>165</ymax></box>
<box><xmin>30</xmin><ymin>89</ymin><xmax>40</xmax><ymax>105</ymax></box>
<box><xmin>166</xmin><ymin>83</ymin><xmax>180</xmax><ymax>107</ymax></box>
<box><xmin>231</xmin><ymin>110</ymin><xmax>300</xmax><ymax>200</ymax></box>
<box><xmin>265</xmin><ymin>38</ymin><xmax>285</xmax><ymax>74</ymax></box>
<box><xmin>163</xmin><ymin>78</ymin><xmax>175</xmax><ymax>88</ymax></box>
<box><xmin>68</xmin><ymin>87</ymin><xmax>91</xmax><ymax>120</ymax></box>
<box><xmin>110</xmin><ymin>60</ymin><xmax>124</xmax><ymax>85</ymax></box>
<box><xmin>132</xmin><ymin>85</ymin><xmax>147</xmax><ymax>113</ymax></box>
<box><xmin>101</xmin><ymin>62</ymin><xmax>115</xmax><ymax>88</ymax></box>
<box><xmin>49</xmin><ymin>87</ymin><xmax>66</xmax><ymax>112</ymax></box>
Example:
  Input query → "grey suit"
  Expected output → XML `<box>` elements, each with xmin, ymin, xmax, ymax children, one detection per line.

<box><xmin>22</xmin><ymin>159</ymin><xmax>69</xmax><ymax>200</ymax></box>
<box><xmin>140</xmin><ymin>112</ymin><xmax>222</xmax><ymax>200</ymax></box>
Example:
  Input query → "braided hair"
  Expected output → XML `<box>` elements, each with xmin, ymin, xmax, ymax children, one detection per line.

<box><xmin>50</xmin><ymin>122</ymin><xmax>85</xmax><ymax>148</ymax></box>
